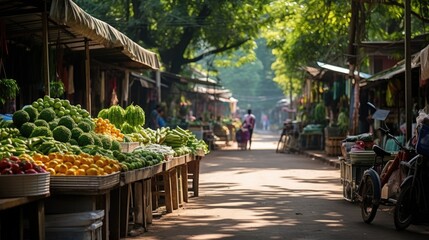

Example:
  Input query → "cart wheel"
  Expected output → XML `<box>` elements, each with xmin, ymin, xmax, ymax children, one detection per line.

<box><xmin>394</xmin><ymin>179</ymin><xmax>414</xmax><ymax>230</ymax></box>
<box><xmin>276</xmin><ymin>135</ymin><xmax>286</xmax><ymax>153</ymax></box>
<box><xmin>360</xmin><ymin>173</ymin><xmax>380</xmax><ymax>224</ymax></box>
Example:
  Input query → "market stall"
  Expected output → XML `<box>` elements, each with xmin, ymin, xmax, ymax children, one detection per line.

<box><xmin>0</xmin><ymin>96</ymin><xmax>209</xmax><ymax>239</ymax></box>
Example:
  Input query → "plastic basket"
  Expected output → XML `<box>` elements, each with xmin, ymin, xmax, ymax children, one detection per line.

<box><xmin>45</xmin><ymin>210</ymin><xmax>104</xmax><ymax>228</ymax></box>
<box><xmin>46</xmin><ymin>220</ymin><xmax>103</xmax><ymax>240</ymax></box>
<box><xmin>417</xmin><ymin>124</ymin><xmax>429</xmax><ymax>157</ymax></box>
<box><xmin>0</xmin><ymin>172</ymin><xmax>50</xmax><ymax>198</ymax></box>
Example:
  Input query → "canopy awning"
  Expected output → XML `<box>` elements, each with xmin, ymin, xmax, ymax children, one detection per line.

<box><xmin>360</xmin><ymin>54</ymin><xmax>420</xmax><ymax>87</ymax></box>
<box><xmin>317</xmin><ymin>62</ymin><xmax>372</xmax><ymax>79</ymax></box>
<box><xmin>49</xmin><ymin>0</ymin><xmax>160</xmax><ymax>70</ymax></box>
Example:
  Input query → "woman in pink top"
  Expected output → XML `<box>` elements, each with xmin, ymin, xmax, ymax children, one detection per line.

<box><xmin>243</xmin><ymin>109</ymin><xmax>256</xmax><ymax>149</ymax></box>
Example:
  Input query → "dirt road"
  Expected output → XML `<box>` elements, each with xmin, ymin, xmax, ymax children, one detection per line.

<box><xmin>134</xmin><ymin>131</ymin><xmax>429</xmax><ymax>240</ymax></box>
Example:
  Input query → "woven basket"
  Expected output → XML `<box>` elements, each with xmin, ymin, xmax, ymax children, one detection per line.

<box><xmin>0</xmin><ymin>172</ymin><xmax>50</xmax><ymax>198</ymax></box>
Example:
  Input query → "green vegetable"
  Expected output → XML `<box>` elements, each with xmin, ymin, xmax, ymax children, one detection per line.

<box><xmin>100</xmin><ymin>135</ymin><xmax>112</xmax><ymax>150</ymax></box>
<box><xmin>111</xmin><ymin>140</ymin><xmax>121</xmax><ymax>151</ymax></box>
<box><xmin>20</xmin><ymin>122</ymin><xmax>36</xmax><ymax>138</ymax></box>
<box><xmin>30</xmin><ymin>126</ymin><xmax>52</xmax><ymax>138</ymax></box>
<box><xmin>77</xmin><ymin>121</ymin><xmax>91</xmax><ymax>133</ymax></box>
<box><xmin>12</xmin><ymin>110</ymin><xmax>30</xmax><ymax>128</ymax></box>
<box><xmin>52</xmin><ymin>125</ymin><xmax>72</xmax><ymax>143</ymax></box>
<box><xmin>38</xmin><ymin>108</ymin><xmax>56</xmax><ymax>122</ymax></box>
<box><xmin>48</xmin><ymin>120</ymin><xmax>59</xmax><ymax>130</ymax></box>
<box><xmin>78</xmin><ymin>132</ymin><xmax>94</xmax><ymax>146</ymax></box>
<box><xmin>34</xmin><ymin>119</ymin><xmax>49</xmax><ymax>128</ymax></box>
<box><xmin>58</xmin><ymin>115</ymin><xmax>76</xmax><ymax>130</ymax></box>
<box><xmin>23</xmin><ymin>106</ymin><xmax>39</xmax><ymax>122</ymax></box>
<box><xmin>71</xmin><ymin>128</ymin><xmax>83</xmax><ymax>140</ymax></box>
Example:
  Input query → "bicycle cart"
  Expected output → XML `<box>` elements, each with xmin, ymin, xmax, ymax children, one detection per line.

<box><xmin>340</xmin><ymin>154</ymin><xmax>374</xmax><ymax>202</ymax></box>
<box><xmin>236</xmin><ymin>128</ymin><xmax>249</xmax><ymax>150</ymax></box>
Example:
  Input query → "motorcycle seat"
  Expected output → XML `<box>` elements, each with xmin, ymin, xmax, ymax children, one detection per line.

<box><xmin>372</xmin><ymin>145</ymin><xmax>391</xmax><ymax>158</ymax></box>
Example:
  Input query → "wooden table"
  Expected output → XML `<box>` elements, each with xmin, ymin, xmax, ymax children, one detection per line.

<box><xmin>118</xmin><ymin>163</ymin><xmax>163</xmax><ymax>237</ymax></box>
<box><xmin>152</xmin><ymin>155</ymin><xmax>187</xmax><ymax>213</ymax></box>
<box><xmin>0</xmin><ymin>194</ymin><xmax>49</xmax><ymax>240</ymax></box>
<box><xmin>46</xmin><ymin>174</ymin><xmax>120</xmax><ymax>240</ymax></box>
<box><xmin>187</xmin><ymin>153</ymin><xmax>204</xmax><ymax>197</ymax></box>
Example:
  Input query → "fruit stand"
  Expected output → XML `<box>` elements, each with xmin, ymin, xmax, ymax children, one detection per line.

<box><xmin>0</xmin><ymin>96</ymin><xmax>209</xmax><ymax>239</ymax></box>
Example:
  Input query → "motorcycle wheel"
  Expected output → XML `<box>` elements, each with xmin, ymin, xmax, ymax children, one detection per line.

<box><xmin>394</xmin><ymin>180</ymin><xmax>414</xmax><ymax>230</ymax></box>
<box><xmin>360</xmin><ymin>174</ymin><xmax>380</xmax><ymax>223</ymax></box>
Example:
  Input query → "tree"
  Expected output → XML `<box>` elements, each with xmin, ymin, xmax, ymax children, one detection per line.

<box><xmin>76</xmin><ymin>0</ymin><xmax>271</xmax><ymax>74</ymax></box>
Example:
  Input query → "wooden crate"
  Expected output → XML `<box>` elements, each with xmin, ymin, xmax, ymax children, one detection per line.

<box><xmin>325</xmin><ymin>137</ymin><xmax>343</xmax><ymax>156</ymax></box>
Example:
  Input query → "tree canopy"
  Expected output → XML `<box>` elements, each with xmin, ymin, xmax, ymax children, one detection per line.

<box><xmin>76</xmin><ymin>0</ymin><xmax>271</xmax><ymax>74</ymax></box>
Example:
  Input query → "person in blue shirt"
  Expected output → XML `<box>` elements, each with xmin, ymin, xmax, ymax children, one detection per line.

<box><xmin>157</xmin><ymin>108</ymin><xmax>166</xmax><ymax>128</ymax></box>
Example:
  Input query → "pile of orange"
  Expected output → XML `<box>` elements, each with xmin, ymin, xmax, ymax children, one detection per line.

<box><xmin>93</xmin><ymin>117</ymin><xmax>124</xmax><ymax>142</ymax></box>
<box><xmin>32</xmin><ymin>152</ymin><xmax>121</xmax><ymax>176</ymax></box>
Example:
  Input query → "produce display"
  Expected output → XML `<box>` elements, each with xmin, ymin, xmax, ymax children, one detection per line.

<box><xmin>0</xmin><ymin>155</ymin><xmax>48</xmax><ymax>175</ymax></box>
<box><xmin>96</xmin><ymin>105</ymin><xmax>209</xmax><ymax>157</ymax></box>
<box><xmin>33</xmin><ymin>152</ymin><xmax>121</xmax><ymax>176</ymax></box>
<box><xmin>0</xmin><ymin>96</ymin><xmax>207</xmax><ymax>180</ymax></box>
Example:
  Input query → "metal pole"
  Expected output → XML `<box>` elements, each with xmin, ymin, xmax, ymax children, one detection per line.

<box><xmin>42</xmin><ymin>0</ymin><xmax>50</xmax><ymax>96</ymax></box>
<box><xmin>405</xmin><ymin>0</ymin><xmax>412</xmax><ymax>140</ymax></box>
<box><xmin>156</xmin><ymin>70</ymin><xmax>161</xmax><ymax>102</ymax></box>
<box><xmin>85</xmin><ymin>39</ymin><xmax>91</xmax><ymax>113</ymax></box>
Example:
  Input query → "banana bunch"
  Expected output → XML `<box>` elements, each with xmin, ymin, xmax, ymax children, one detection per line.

<box><xmin>27</xmin><ymin>136</ymin><xmax>81</xmax><ymax>155</ymax></box>
<box><xmin>124</xmin><ymin>132</ymin><xmax>146</xmax><ymax>143</ymax></box>
<box><xmin>0</xmin><ymin>137</ymin><xmax>33</xmax><ymax>158</ymax></box>
<box><xmin>0</xmin><ymin>127</ymin><xmax>20</xmax><ymax>140</ymax></box>
<box><xmin>141</xmin><ymin>127</ymin><xmax>169</xmax><ymax>144</ymax></box>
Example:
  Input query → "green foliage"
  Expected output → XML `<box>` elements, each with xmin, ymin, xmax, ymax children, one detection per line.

<box><xmin>52</xmin><ymin>126</ymin><xmax>72</xmax><ymax>143</ymax></box>
<box><xmin>313</xmin><ymin>102</ymin><xmax>326</xmax><ymax>125</ymax></box>
<box><xmin>0</xmin><ymin>79</ymin><xmax>19</xmax><ymax>105</ymax></box>
<box><xmin>76</xmin><ymin>0</ymin><xmax>271</xmax><ymax>73</ymax></box>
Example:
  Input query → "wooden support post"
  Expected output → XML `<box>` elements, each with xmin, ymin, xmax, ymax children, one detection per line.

<box><xmin>163</xmin><ymin>171</ymin><xmax>173</xmax><ymax>213</ymax></box>
<box><xmin>143</xmin><ymin>179</ymin><xmax>153</xmax><ymax>225</ymax></box>
<box><xmin>181</xmin><ymin>164</ymin><xmax>189</xmax><ymax>202</ymax></box>
<box><xmin>109</xmin><ymin>187</ymin><xmax>120</xmax><ymax>240</ymax></box>
<box><xmin>170</xmin><ymin>168</ymin><xmax>179</xmax><ymax>210</ymax></box>
<box><xmin>119</xmin><ymin>184</ymin><xmax>131</xmax><ymax>238</ymax></box>
<box><xmin>134</xmin><ymin>181</ymin><xmax>143</xmax><ymax>225</ymax></box>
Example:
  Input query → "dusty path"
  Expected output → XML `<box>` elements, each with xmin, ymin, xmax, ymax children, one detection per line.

<box><xmin>133</xmin><ymin>131</ymin><xmax>429</xmax><ymax>240</ymax></box>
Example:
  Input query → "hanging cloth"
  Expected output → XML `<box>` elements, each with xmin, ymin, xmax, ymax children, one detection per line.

<box><xmin>420</xmin><ymin>45</ymin><xmax>429</xmax><ymax>84</ymax></box>
<box><xmin>67</xmin><ymin>65</ymin><xmax>75</xmax><ymax>94</ymax></box>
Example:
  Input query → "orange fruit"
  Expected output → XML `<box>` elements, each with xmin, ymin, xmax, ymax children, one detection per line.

<box><xmin>95</xmin><ymin>159</ymin><xmax>106</xmax><ymax>168</ymax></box>
<box><xmin>64</xmin><ymin>162</ymin><xmax>73</xmax><ymax>169</ymax></box>
<box><xmin>80</xmin><ymin>164</ymin><xmax>90</xmax><ymax>170</ymax></box>
<box><xmin>103</xmin><ymin>165</ymin><xmax>112</xmax><ymax>174</ymax></box>
<box><xmin>41</xmin><ymin>155</ymin><xmax>50</xmax><ymax>163</ymax></box>
<box><xmin>86</xmin><ymin>168</ymin><xmax>99</xmax><ymax>176</ymax></box>
<box><xmin>48</xmin><ymin>153</ymin><xmax>57</xmax><ymax>160</ymax></box>
<box><xmin>76</xmin><ymin>169</ymin><xmax>86</xmax><ymax>176</ymax></box>
<box><xmin>65</xmin><ymin>169</ymin><xmax>76</xmax><ymax>176</ymax></box>
<box><xmin>73</xmin><ymin>159</ymin><xmax>81</xmax><ymax>166</ymax></box>
<box><xmin>47</xmin><ymin>168</ymin><xmax>56</xmax><ymax>175</ymax></box>
<box><xmin>55</xmin><ymin>163</ymin><xmax>68</xmax><ymax>174</ymax></box>
<box><xmin>47</xmin><ymin>160</ymin><xmax>59</xmax><ymax>169</ymax></box>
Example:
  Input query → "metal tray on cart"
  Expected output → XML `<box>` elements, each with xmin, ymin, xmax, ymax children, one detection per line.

<box><xmin>340</xmin><ymin>158</ymin><xmax>372</xmax><ymax>202</ymax></box>
<box><xmin>50</xmin><ymin>172</ymin><xmax>120</xmax><ymax>192</ymax></box>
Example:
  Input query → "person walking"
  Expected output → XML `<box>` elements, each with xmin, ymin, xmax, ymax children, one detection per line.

<box><xmin>243</xmin><ymin>109</ymin><xmax>256</xmax><ymax>149</ymax></box>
